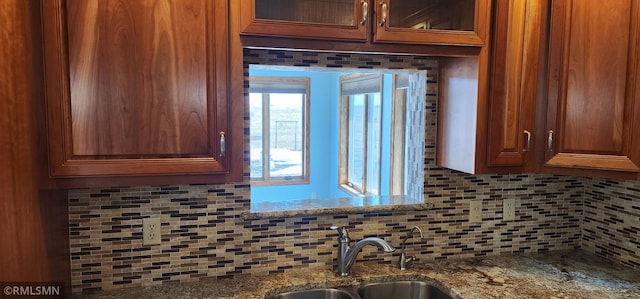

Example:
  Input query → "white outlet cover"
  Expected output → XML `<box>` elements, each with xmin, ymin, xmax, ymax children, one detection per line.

<box><xmin>503</xmin><ymin>198</ymin><xmax>516</xmax><ymax>221</ymax></box>
<box><xmin>469</xmin><ymin>200</ymin><xmax>483</xmax><ymax>223</ymax></box>
<box><xmin>143</xmin><ymin>217</ymin><xmax>161</xmax><ymax>245</ymax></box>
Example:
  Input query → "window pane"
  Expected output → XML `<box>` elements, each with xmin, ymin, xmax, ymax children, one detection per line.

<box><xmin>348</xmin><ymin>94</ymin><xmax>366</xmax><ymax>190</ymax></box>
<box><xmin>255</xmin><ymin>0</ymin><xmax>355</xmax><ymax>26</ymax></box>
<box><xmin>269</xmin><ymin>93</ymin><xmax>304</xmax><ymax>178</ymax></box>
<box><xmin>249</xmin><ymin>93</ymin><xmax>263</xmax><ymax>179</ymax></box>
<box><xmin>366</xmin><ymin>93</ymin><xmax>382</xmax><ymax>195</ymax></box>
<box><xmin>388</xmin><ymin>0</ymin><xmax>475</xmax><ymax>31</ymax></box>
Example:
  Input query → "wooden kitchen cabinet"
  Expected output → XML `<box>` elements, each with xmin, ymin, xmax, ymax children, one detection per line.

<box><xmin>41</xmin><ymin>0</ymin><xmax>243</xmax><ymax>187</ymax></box>
<box><xmin>373</xmin><ymin>0</ymin><xmax>491</xmax><ymax>46</ymax></box>
<box><xmin>543</xmin><ymin>0</ymin><xmax>640</xmax><ymax>178</ymax></box>
<box><xmin>239</xmin><ymin>0</ymin><xmax>491</xmax><ymax>46</ymax></box>
<box><xmin>485</xmin><ymin>0</ymin><xmax>544</xmax><ymax>171</ymax></box>
<box><xmin>239</xmin><ymin>0</ymin><xmax>367</xmax><ymax>41</ymax></box>
<box><xmin>440</xmin><ymin>0</ymin><xmax>640</xmax><ymax>180</ymax></box>
<box><xmin>437</xmin><ymin>0</ymin><xmax>544</xmax><ymax>174</ymax></box>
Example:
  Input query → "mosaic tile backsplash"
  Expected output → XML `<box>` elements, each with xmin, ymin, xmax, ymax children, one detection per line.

<box><xmin>582</xmin><ymin>178</ymin><xmax>640</xmax><ymax>269</ymax></box>
<box><xmin>68</xmin><ymin>50</ymin><xmax>639</xmax><ymax>293</ymax></box>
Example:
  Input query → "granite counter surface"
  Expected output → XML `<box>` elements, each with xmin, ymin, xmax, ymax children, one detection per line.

<box><xmin>243</xmin><ymin>196</ymin><xmax>433</xmax><ymax>220</ymax></box>
<box><xmin>72</xmin><ymin>250</ymin><xmax>640</xmax><ymax>299</ymax></box>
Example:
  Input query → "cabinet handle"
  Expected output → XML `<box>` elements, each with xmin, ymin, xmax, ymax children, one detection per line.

<box><xmin>361</xmin><ymin>1</ymin><xmax>368</xmax><ymax>25</ymax></box>
<box><xmin>219</xmin><ymin>131</ymin><xmax>226</xmax><ymax>157</ymax></box>
<box><xmin>547</xmin><ymin>130</ymin><xmax>554</xmax><ymax>152</ymax></box>
<box><xmin>379</xmin><ymin>2</ymin><xmax>388</xmax><ymax>27</ymax></box>
<box><xmin>523</xmin><ymin>130</ymin><xmax>532</xmax><ymax>152</ymax></box>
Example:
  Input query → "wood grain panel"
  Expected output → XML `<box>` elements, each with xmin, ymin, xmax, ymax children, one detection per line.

<box><xmin>561</xmin><ymin>0</ymin><xmax>630</xmax><ymax>154</ymax></box>
<box><xmin>487</xmin><ymin>0</ymin><xmax>542</xmax><ymax>168</ymax></box>
<box><xmin>67</xmin><ymin>0</ymin><xmax>209</xmax><ymax>156</ymax></box>
<box><xmin>500</xmin><ymin>1</ymin><xmax>525</xmax><ymax>151</ymax></box>
<box><xmin>0</xmin><ymin>0</ymin><xmax>70</xmax><ymax>288</ymax></box>
<box><xmin>545</xmin><ymin>0</ymin><xmax>640</xmax><ymax>176</ymax></box>
<box><xmin>0</xmin><ymin>0</ymin><xmax>44</xmax><ymax>281</ymax></box>
<box><xmin>488</xmin><ymin>0</ymin><xmax>525</xmax><ymax>164</ymax></box>
<box><xmin>41</xmin><ymin>0</ymin><xmax>236</xmax><ymax>182</ymax></box>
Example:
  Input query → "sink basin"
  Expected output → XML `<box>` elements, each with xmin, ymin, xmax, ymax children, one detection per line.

<box><xmin>267</xmin><ymin>280</ymin><xmax>453</xmax><ymax>299</ymax></box>
<box><xmin>269</xmin><ymin>288</ymin><xmax>356</xmax><ymax>299</ymax></box>
<box><xmin>358</xmin><ymin>281</ymin><xmax>453</xmax><ymax>299</ymax></box>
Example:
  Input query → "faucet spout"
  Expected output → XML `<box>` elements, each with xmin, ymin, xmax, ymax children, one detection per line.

<box><xmin>335</xmin><ymin>234</ymin><xmax>395</xmax><ymax>276</ymax></box>
<box><xmin>350</xmin><ymin>237</ymin><xmax>396</xmax><ymax>253</ymax></box>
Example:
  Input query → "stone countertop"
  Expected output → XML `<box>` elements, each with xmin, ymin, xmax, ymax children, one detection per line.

<box><xmin>242</xmin><ymin>196</ymin><xmax>434</xmax><ymax>219</ymax></box>
<box><xmin>72</xmin><ymin>250</ymin><xmax>640</xmax><ymax>299</ymax></box>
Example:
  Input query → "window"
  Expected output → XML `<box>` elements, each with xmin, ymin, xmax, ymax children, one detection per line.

<box><xmin>249</xmin><ymin>76</ymin><xmax>310</xmax><ymax>185</ymax></box>
<box><xmin>339</xmin><ymin>74</ymin><xmax>383</xmax><ymax>196</ymax></box>
<box><xmin>247</xmin><ymin>65</ymin><xmax>427</xmax><ymax>211</ymax></box>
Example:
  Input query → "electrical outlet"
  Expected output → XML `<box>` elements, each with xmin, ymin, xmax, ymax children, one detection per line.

<box><xmin>143</xmin><ymin>217</ymin><xmax>161</xmax><ymax>245</ymax></box>
<box><xmin>503</xmin><ymin>198</ymin><xmax>516</xmax><ymax>221</ymax></box>
<box><xmin>469</xmin><ymin>200</ymin><xmax>483</xmax><ymax>223</ymax></box>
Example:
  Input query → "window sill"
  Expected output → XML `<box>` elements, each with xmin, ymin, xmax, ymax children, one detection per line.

<box><xmin>241</xmin><ymin>196</ymin><xmax>434</xmax><ymax>220</ymax></box>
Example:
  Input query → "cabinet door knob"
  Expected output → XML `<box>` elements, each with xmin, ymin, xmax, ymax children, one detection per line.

<box><xmin>361</xmin><ymin>1</ymin><xmax>368</xmax><ymax>25</ymax></box>
<box><xmin>523</xmin><ymin>130</ymin><xmax>532</xmax><ymax>152</ymax></box>
<box><xmin>219</xmin><ymin>131</ymin><xmax>226</xmax><ymax>158</ymax></box>
<box><xmin>379</xmin><ymin>2</ymin><xmax>388</xmax><ymax>27</ymax></box>
<box><xmin>547</xmin><ymin>130</ymin><xmax>554</xmax><ymax>152</ymax></box>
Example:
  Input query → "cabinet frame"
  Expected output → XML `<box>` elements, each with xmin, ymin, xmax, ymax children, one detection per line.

<box><xmin>373</xmin><ymin>0</ymin><xmax>491</xmax><ymax>46</ymax></box>
<box><xmin>239</xmin><ymin>0</ymin><xmax>368</xmax><ymax>41</ymax></box>
<box><xmin>40</xmin><ymin>0</ymin><xmax>239</xmax><ymax>182</ymax></box>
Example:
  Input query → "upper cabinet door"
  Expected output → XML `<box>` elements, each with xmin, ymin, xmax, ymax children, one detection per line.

<box><xmin>41</xmin><ymin>0</ymin><xmax>233</xmax><ymax>180</ymax></box>
<box><xmin>239</xmin><ymin>0</ymin><xmax>367</xmax><ymax>41</ymax></box>
<box><xmin>373</xmin><ymin>0</ymin><xmax>491</xmax><ymax>46</ymax></box>
<box><xmin>545</xmin><ymin>0</ymin><xmax>640</xmax><ymax>174</ymax></box>
<box><xmin>486</xmin><ymin>0</ymin><xmax>543</xmax><ymax>170</ymax></box>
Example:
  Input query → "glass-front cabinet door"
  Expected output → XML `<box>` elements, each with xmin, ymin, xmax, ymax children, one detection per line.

<box><xmin>240</xmin><ymin>0</ymin><xmax>368</xmax><ymax>41</ymax></box>
<box><xmin>373</xmin><ymin>0</ymin><xmax>490</xmax><ymax>45</ymax></box>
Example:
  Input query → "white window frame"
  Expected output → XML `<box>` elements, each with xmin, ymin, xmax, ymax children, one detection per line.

<box><xmin>249</xmin><ymin>76</ymin><xmax>310</xmax><ymax>186</ymax></box>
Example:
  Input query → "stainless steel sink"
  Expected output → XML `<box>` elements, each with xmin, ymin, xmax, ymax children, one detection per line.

<box><xmin>269</xmin><ymin>288</ymin><xmax>356</xmax><ymax>299</ymax></box>
<box><xmin>267</xmin><ymin>280</ymin><xmax>453</xmax><ymax>299</ymax></box>
<box><xmin>358</xmin><ymin>281</ymin><xmax>453</xmax><ymax>299</ymax></box>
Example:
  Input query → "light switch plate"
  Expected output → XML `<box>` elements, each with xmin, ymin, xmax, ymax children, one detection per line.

<box><xmin>503</xmin><ymin>198</ymin><xmax>516</xmax><ymax>221</ymax></box>
<box><xmin>143</xmin><ymin>217</ymin><xmax>161</xmax><ymax>245</ymax></box>
<box><xmin>469</xmin><ymin>200</ymin><xmax>483</xmax><ymax>223</ymax></box>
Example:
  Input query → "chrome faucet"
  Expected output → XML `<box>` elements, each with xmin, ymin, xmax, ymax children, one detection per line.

<box><xmin>330</xmin><ymin>225</ymin><xmax>396</xmax><ymax>276</ymax></box>
<box><xmin>399</xmin><ymin>226</ymin><xmax>424</xmax><ymax>270</ymax></box>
